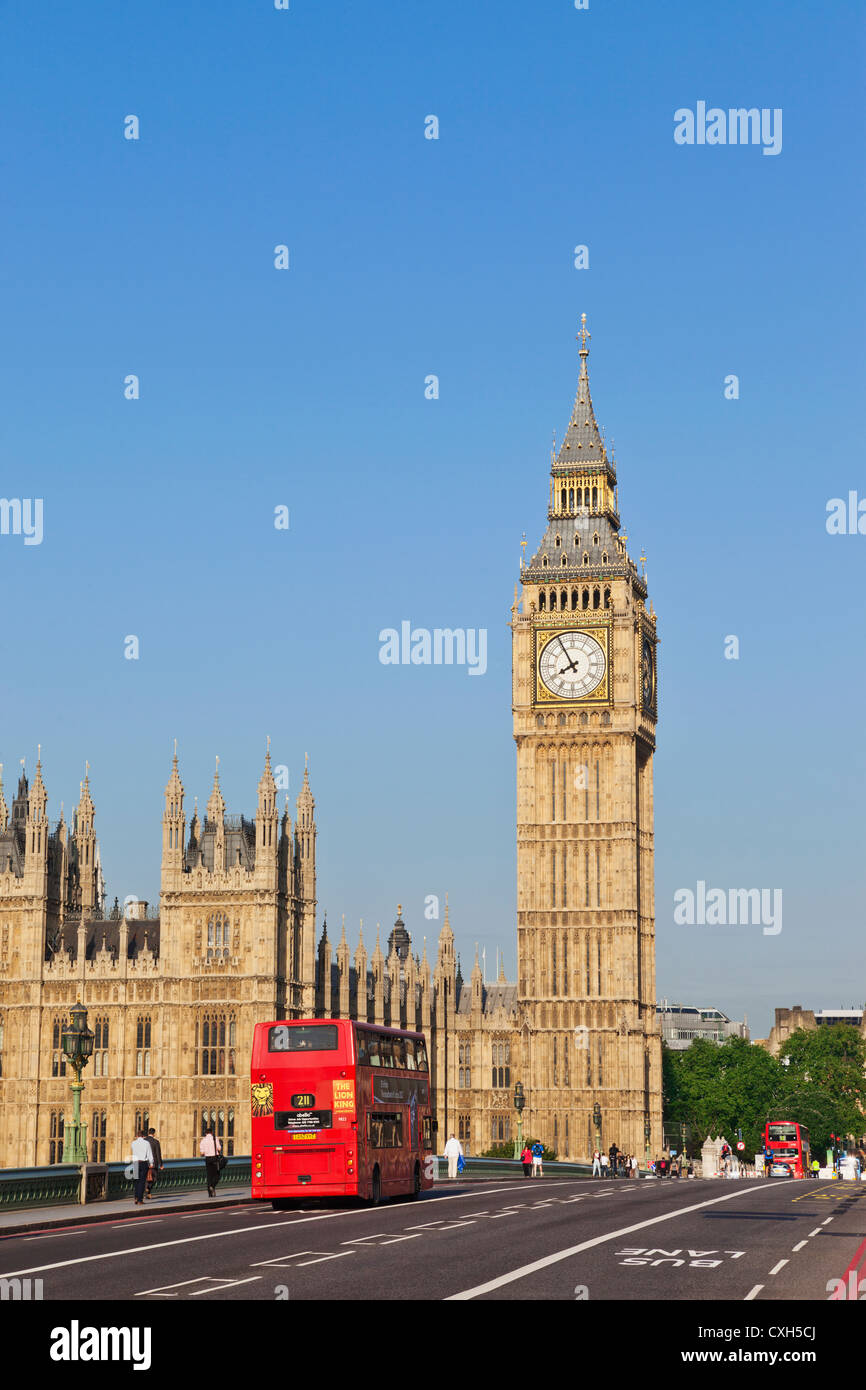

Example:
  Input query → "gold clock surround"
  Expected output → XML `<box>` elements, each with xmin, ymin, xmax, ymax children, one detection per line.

<box><xmin>533</xmin><ymin>622</ymin><xmax>612</xmax><ymax>706</ymax></box>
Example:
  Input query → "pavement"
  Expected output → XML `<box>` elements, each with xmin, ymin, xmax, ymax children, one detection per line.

<box><xmin>0</xmin><ymin>1184</ymin><xmax>253</xmax><ymax>1236</ymax></box>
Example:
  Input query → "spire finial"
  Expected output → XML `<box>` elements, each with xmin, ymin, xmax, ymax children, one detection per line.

<box><xmin>578</xmin><ymin>311</ymin><xmax>590</xmax><ymax>356</ymax></box>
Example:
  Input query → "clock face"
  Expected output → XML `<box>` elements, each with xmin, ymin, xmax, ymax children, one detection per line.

<box><xmin>538</xmin><ymin>630</ymin><xmax>607</xmax><ymax>700</ymax></box>
<box><xmin>642</xmin><ymin>637</ymin><xmax>655</xmax><ymax>707</ymax></box>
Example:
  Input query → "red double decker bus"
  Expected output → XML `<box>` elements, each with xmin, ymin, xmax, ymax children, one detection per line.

<box><xmin>763</xmin><ymin>1120</ymin><xmax>810</xmax><ymax>1178</ymax></box>
<box><xmin>251</xmin><ymin>1019</ymin><xmax>436</xmax><ymax>1206</ymax></box>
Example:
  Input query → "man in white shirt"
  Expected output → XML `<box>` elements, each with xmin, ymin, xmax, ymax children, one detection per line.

<box><xmin>130</xmin><ymin>1129</ymin><xmax>154</xmax><ymax>1205</ymax></box>
<box><xmin>443</xmin><ymin>1133</ymin><xmax>463</xmax><ymax>1180</ymax></box>
<box><xmin>199</xmin><ymin>1126</ymin><xmax>223</xmax><ymax>1196</ymax></box>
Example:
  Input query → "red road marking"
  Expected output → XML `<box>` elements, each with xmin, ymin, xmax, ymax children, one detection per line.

<box><xmin>829</xmin><ymin>1233</ymin><xmax>866</xmax><ymax>1300</ymax></box>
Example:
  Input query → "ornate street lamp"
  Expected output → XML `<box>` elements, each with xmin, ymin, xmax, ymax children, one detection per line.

<box><xmin>644</xmin><ymin>1115</ymin><xmax>651</xmax><ymax>1173</ymax></box>
<box><xmin>593</xmin><ymin>1101</ymin><xmax>602</xmax><ymax>1158</ymax></box>
<box><xmin>680</xmin><ymin>1120</ymin><xmax>687</xmax><ymax>1165</ymax></box>
<box><xmin>60</xmin><ymin>1003</ymin><xmax>94</xmax><ymax>1164</ymax></box>
<box><xmin>512</xmin><ymin>1081</ymin><xmax>526</xmax><ymax>1159</ymax></box>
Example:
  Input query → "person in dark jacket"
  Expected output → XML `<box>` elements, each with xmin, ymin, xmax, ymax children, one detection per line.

<box><xmin>608</xmin><ymin>1143</ymin><xmax>620</xmax><ymax>1179</ymax></box>
<box><xmin>145</xmin><ymin>1128</ymin><xmax>164</xmax><ymax>1198</ymax></box>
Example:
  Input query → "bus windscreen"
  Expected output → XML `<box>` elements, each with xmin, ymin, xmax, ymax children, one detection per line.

<box><xmin>268</xmin><ymin>1024</ymin><xmax>339</xmax><ymax>1052</ymax></box>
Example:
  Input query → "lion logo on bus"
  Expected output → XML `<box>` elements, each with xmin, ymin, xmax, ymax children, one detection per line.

<box><xmin>251</xmin><ymin>1082</ymin><xmax>274</xmax><ymax>1117</ymax></box>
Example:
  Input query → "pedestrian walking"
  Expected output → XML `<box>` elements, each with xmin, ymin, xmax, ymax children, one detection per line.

<box><xmin>199</xmin><ymin>1125</ymin><xmax>223</xmax><ymax>1197</ymax></box>
<box><xmin>591</xmin><ymin>1148</ymin><xmax>602</xmax><ymax>1178</ymax></box>
<box><xmin>444</xmin><ymin>1132</ymin><xmax>464</xmax><ymax>1180</ymax></box>
<box><xmin>521</xmin><ymin>1144</ymin><xmax>533</xmax><ymax>1178</ymax></box>
<box><xmin>608</xmin><ymin>1143</ymin><xmax>619</xmax><ymax>1179</ymax></box>
<box><xmin>531</xmin><ymin>1140</ymin><xmax>544</xmax><ymax>1177</ymax></box>
<box><xmin>145</xmin><ymin>1127</ymin><xmax>164</xmax><ymax>1198</ymax></box>
<box><xmin>600</xmin><ymin>1151</ymin><xmax>609</xmax><ymax>1178</ymax></box>
<box><xmin>130</xmin><ymin>1128</ymin><xmax>154</xmax><ymax>1205</ymax></box>
<box><xmin>630</xmin><ymin>1154</ymin><xmax>639</xmax><ymax>1179</ymax></box>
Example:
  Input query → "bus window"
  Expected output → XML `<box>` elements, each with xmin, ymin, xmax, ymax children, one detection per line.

<box><xmin>422</xmin><ymin>1116</ymin><xmax>433</xmax><ymax>1150</ymax></box>
<box><xmin>393</xmin><ymin>1038</ymin><xmax>407</xmax><ymax>1069</ymax></box>
<box><xmin>378</xmin><ymin>1035</ymin><xmax>394</xmax><ymax>1067</ymax></box>
<box><xmin>367</xmin><ymin>1112</ymin><xmax>403</xmax><ymax>1149</ymax></box>
<box><xmin>367</xmin><ymin>1033</ymin><xmax>381</xmax><ymax>1067</ymax></box>
<box><xmin>268</xmin><ymin>1024</ymin><xmax>339</xmax><ymax>1052</ymax></box>
<box><xmin>405</xmin><ymin>1038</ymin><xmax>417</xmax><ymax>1071</ymax></box>
<box><xmin>416</xmin><ymin>1040</ymin><xmax>429</xmax><ymax>1073</ymax></box>
<box><xmin>356</xmin><ymin>1029</ymin><xmax>369</xmax><ymax>1066</ymax></box>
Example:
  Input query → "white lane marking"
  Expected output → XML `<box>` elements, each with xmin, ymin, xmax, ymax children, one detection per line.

<box><xmin>136</xmin><ymin>1277</ymin><xmax>213</xmax><ymax>1296</ymax></box>
<box><xmin>744</xmin><ymin>1285</ymin><xmax>764</xmax><ymax>1301</ymax></box>
<box><xmin>250</xmin><ymin>1250</ymin><xmax>355</xmax><ymax>1268</ymax></box>
<box><xmin>822</xmin><ymin>1217</ymin><xmax>833</xmax><ymax>1224</ymax></box>
<box><xmin>191</xmin><ymin>1276</ymin><xmax>262</xmax><ymax>1295</ymax></box>
<box><xmin>23</xmin><ymin>1232</ymin><xmax>75</xmax><ymax>1241</ymax></box>
<box><xmin>769</xmin><ymin>1260</ymin><xmax>788</xmax><ymax>1275</ymax></box>
<box><xmin>446</xmin><ymin>1182</ymin><xmax>777</xmax><ymax>1300</ymax></box>
<box><xmin>792</xmin><ymin>1240</ymin><xmax>808</xmax><ymax>1252</ymax></box>
<box><xmin>295</xmin><ymin>1252</ymin><xmax>355</xmax><ymax>1267</ymax></box>
<box><xmin>808</xmin><ymin>1228</ymin><xmax>822</xmax><ymax>1237</ymax></box>
<box><xmin>0</xmin><ymin>1182</ymin><xmax>585</xmax><ymax>1279</ymax></box>
<box><xmin>343</xmin><ymin>1232</ymin><xmax>422</xmax><ymax>1246</ymax></box>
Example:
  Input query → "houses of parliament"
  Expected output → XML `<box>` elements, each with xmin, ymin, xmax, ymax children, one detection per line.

<box><xmin>0</xmin><ymin>320</ymin><xmax>663</xmax><ymax>1169</ymax></box>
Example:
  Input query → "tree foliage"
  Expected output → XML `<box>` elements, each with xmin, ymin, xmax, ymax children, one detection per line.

<box><xmin>778</xmin><ymin>1024</ymin><xmax>866</xmax><ymax>1150</ymax></box>
<box><xmin>664</xmin><ymin>1026</ymin><xmax>866</xmax><ymax>1157</ymax></box>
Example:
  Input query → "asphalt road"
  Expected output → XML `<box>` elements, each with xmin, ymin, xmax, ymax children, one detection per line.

<box><xmin>3</xmin><ymin>1176</ymin><xmax>865</xmax><ymax>1302</ymax></box>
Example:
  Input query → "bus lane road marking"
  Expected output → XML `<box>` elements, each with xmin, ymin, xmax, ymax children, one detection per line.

<box><xmin>0</xmin><ymin>1182</ymin><xmax>584</xmax><ymax>1280</ymax></box>
<box><xmin>446</xmin><ymin>1181</ymin><xmax>783</xmax><ymax>1300</ymax></box>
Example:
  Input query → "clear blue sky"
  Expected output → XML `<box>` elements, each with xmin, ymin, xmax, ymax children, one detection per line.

<box><xmin>1</xmin><ymin>1</ymin><xmax>863</xmax><ymax>1036</ymax></box>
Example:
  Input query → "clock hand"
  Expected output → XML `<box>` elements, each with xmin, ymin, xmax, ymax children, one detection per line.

<box><xmin>557</xmin><ymin>637</ymin><xmax>580</xmax><ymax>673</ymax></box>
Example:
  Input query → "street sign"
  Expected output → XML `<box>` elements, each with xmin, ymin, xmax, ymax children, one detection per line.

<box><xmin>736</xmin><ymin>1141</ymin><xmax>745</xmax><ymax>1151</ymax></box>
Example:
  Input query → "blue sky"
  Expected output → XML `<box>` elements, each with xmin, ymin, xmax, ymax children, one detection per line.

<box><xmin>1</xmin><ymin>0</ymin><xmax>864</xmax><ymax>1035</ymax></box>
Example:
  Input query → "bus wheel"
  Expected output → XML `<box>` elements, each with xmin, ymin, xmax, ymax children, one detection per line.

<box><xmin>271</xmin><ymin>1199</ymin><xmax>290</xmax><ymax>1211</ymax></box>
<box><xmin>411</xmin><ymin>1163</ymin><xmax>422</xmax><ymax>1199</ymax></box>
<box><xmin>371</xmin><ymin>1167</ymin><xmax>382</xmax><ymax>1207</ymax></box>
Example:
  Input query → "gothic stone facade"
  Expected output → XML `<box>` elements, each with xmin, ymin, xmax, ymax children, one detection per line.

<box><xmin>0</xmin><ymin>320</ymin><xmax>663</xmax><ymax>1168</ymax></box>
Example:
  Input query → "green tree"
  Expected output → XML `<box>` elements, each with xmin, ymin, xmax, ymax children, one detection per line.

<box><xmin>777</xmin><ymin>1025</ymin><xmax>866</xmax><ymax>1150</ymax></box>
<box><xmin>663</xmin><ymin>1037</ymin><xmax>784</xmax><ymax>1155</ymax></box>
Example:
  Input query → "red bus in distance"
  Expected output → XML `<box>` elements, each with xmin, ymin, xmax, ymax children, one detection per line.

<box><xmin>251</xmin><ymin>1019</ymin><xmax>436</xmax><ymax>1206</ymax></box>
<box><xmin>764</xmin><ymin>1120</ymin><xmax>810</xmax><ymax>1178</ymax></box>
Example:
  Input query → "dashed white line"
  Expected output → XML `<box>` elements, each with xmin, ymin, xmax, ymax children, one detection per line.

<box><xmin>769</xmin><ymin>1259</ymin><xmax>788</xmax><ymax>1276</ymax></box>
<box><xmin>808</xmin><ymin>1228</ymin><xmax>822</xmax><ymax>1237</ymax></box>
<box><xmin>792</xmin><ymin>1241</ymin><xmax>807</xmax><ymax>1252</ymax></box>
<box><xmin>822</xmin><ymin>1217</ymin><xmax>833</xmax><ymax>1224</ymax></box>
<box><xmin>744</xmin><ymin>1285</ymin><xmax>764</xmax><ymax>1301</ymax></box>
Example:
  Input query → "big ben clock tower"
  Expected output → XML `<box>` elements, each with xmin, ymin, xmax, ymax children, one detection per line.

<box><xmin>511</xmin><ymin>317</ymin><xmax>662</xmax><ymax>1161</ymax></box>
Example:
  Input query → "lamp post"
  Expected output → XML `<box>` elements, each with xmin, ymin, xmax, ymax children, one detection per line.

<box><xmin>593</xmin><ymin>1101</ymin><xmax>602</xmax><ymax>1161</ymax></box>
<box><xmin>680</xmin><ymin>1121</ymin><xmax>687</xmax><ymax>1166</ymax></box>
<box><xmin>644</xmin><ymin>1116</ymin><xmax>651</xmax><ymax>1173</ymax></box>
<box><xmin>513</xmin><ymin>1081</ymin><xmax>526</xmax><ymax>1159</ymax></box>
<box><xmin>60</xmin><ymin>1002</ymin><xmax>94</xmax><ymax>1164</ymax></box>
